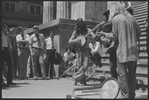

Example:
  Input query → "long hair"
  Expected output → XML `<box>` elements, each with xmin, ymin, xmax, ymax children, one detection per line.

<box><xmin>108</xmin><ymin>2</ymin><xmax>133</xmax><ymax>22</ymax></box>
<box><xmin>74</xmin><ymin>18</ymin><xmax>87</xmax><ymax>35</ymax></box>
<box><xmin>108</xmin><ymin>2</ymin><xmax>125</xmax><ymax>22</ymax></box>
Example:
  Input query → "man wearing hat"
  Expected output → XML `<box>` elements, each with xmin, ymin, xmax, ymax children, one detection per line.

<box><xmin>16</xmin><ymin>26</ymin><xmax>30</xmax><ymax>80</ymax></box>
<box><xmin>95</xmin><ymin>10</ymin><xmax>118</xmax><ymax>79</ymax></box>
<box><xmin>29</xmin><ymin>25</ymin><xmax>47</xmax><ymax>80</ymax></box>
<box><xmin>1</xmin><ymin>22</ymin><xmax>15</xmax><ymax>87</ymax></box>
<box><xmin>9</xmin><ymin>27</ymin><xmax>18</xmax><ymax>80</ymax></box>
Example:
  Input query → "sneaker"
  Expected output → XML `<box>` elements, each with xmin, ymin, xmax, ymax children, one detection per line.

<box><xmin>42</xmin><ymin>77</ymin><xmax>48</xmax><ymax>80</ymax></box>
<box><xmin>34</xmin><ymin>76</ymin><xmax>38</xmax><ymax>80</ymax></box>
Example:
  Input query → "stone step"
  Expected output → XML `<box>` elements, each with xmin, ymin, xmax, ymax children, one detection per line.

<box><xmin>132</xmin><ymin>2</ymin><xmax>148</xmax><ymax>9</ymax></box>
<box><xmin>133</xmin><ymin>8</ymin><xmax>148</xmax><ymax>14</ymax></box>
<box><xmin>133</xmin><ymin>12</ymin><xmax>148</xmax><ymax>18</ymax></box>
<box><xmin>134</xmin><ymin>14</ymin><xmax>147</xmax><ymax>20</ymax></box>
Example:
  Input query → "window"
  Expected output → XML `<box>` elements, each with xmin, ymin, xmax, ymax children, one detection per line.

<box><xmin>30</xmin><ymin>5</ymin><xmax>41</xmax><ymax>15</ymax></box>
<box><xmin>10</xmin><ymin>4</ymin><xmax>15</xmax><ymax>12</ymax></box>
<box><xmin>30</xmin><ymin>6</ymin><xmax>35</xmax><ymax>14</ymax></box>
<box><xmin>4</xmin><ymin>3</ymin><xmax>15</xmax><ymax>12</ymax></box>
<box><xmin>36</xmin><ymin>6</ymin><xmax>40</xmax><ymax>14</ymax></box>
<box><xmin>4</xmin><ymin>3</ymin><xmax>9</xmax><ymax>12</ymax></box>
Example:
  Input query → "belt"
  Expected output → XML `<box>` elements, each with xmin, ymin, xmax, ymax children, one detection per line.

<box><xmin>46</xmin><ymin>49</ymin><xmax>55</xmax><ymax>51</ymax></box>
<box><xmin>32</xmin><ymin>47</ymin><xmax>43</xmax><ymax>50</ymax></box>
<box><xmin>2</xmin><ymin>47</ymin><xmax>9</xmax><ymax>50</ymax></box>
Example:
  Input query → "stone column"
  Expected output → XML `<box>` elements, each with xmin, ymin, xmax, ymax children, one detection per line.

<box><xmin>71</xmin><ymin>1</ymin><xmax>107</xmax><ymax>22</ymax></box>
<box><xmin>43</xmin><ymin>1</ymin><xmax>54</xmax><ymax>24</ymax></box>
<box><xmin>56</xmin><ymin>1</ymin><xmax>71</xmax><ymax>19</ymax></box>
<box><xmin>71</xmin><ymin>1</ymin><xmax>86</xmax><ymax>20</ymax></box>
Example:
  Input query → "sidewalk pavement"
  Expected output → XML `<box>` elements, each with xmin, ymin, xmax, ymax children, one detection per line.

<box><xmin>2</xmin><ymin>77</ymin><xmax>148</xmax><ymax>99</ymax></box>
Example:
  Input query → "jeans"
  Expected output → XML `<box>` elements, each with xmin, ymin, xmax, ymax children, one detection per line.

<box><xmin>109</xmin><ymin>47</ymin><xmax>118</xmax><ymax>79</ymax></box>
<box><xmin>31</xmin><ymin>48</ymin><xmax>47</xmax><ymax>78</ymax></box>
<box><xmin>117</xmin><ymin>61</ymin><xmax>137</xmax><ymax>98</ymax></box>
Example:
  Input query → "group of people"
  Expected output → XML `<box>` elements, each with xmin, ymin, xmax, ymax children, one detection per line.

<box><xmin>67</xmin><ymin>2</ymin><xmax>141</xmax><ymax>99</ymax></box>
<box><xmin>1</xmin><ymin>1</ymin><xmax>143</xmax><ymax>99</ymax></box>
<box><xmin>2</xmin><ymin>23</ymin><xmax>59</xmax><ymax>88</ymax></box>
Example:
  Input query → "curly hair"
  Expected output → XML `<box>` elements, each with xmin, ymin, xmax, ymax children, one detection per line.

<box><xmin>74</xmin><ymin>18</ymin><xmax>87</xmax><ymax>35</ymax></box>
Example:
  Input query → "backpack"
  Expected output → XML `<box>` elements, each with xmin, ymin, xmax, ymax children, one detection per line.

<box><xmin>54</xmin><ymin>52</ymin><xmax>63</xmax><ymax>65</ymax></box>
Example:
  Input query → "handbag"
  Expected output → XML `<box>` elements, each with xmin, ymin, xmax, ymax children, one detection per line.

<box><xmin>54</xmin><ymin>52</ymin><xmax>63</xmax><ymax>65</ymax></box>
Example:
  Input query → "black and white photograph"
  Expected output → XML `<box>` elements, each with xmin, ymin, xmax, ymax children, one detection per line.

<box><xmin>1</xmin><ymin>0</ymin><xmax>148</xmax><ymax>99</ymax></box>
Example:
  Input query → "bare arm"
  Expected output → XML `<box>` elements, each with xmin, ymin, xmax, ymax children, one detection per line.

<box><xmin>91</xmin><ymin>42</ymin><xmax>100</xmax><ymax>54</ymax></box>
<box><xmin>68</xmin><ymin>31</ymin><xmax>78</xmax><ymax>44</ymax></box>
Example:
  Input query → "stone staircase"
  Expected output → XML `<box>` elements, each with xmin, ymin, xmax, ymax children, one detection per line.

<box><xmin>62</xmin><ymin>2</ymin><xmax>148</xmax><ymax>90</ymax></box>
<box><xmin>94</xmin><ymin>2</ymin><xmax>148</xmax><ymax>88</ymax></box>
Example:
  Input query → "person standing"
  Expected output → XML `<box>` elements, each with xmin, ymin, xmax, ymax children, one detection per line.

<box><xmin>29</xmin><ymin>25</ymin><xmax>47</xmax><ymax>80</ymax></box>
<box><xmin>45</xmin><ymin>31</ymin><xmax>57</xmax><ymax>79</ymax></box>
<box><xmin>102</xmin><ymin>10</ymin><xmax>118</xmax><ymax>79</ymax></box>
<box><xmin>1</xmin><ymin>22</ymin><xmax>15</xmax><ymax>87</ymax></box>
<box><xmin>69</xmin><ymin>18</ymin><xmax>95</xmax><ymax>85</ymax></box>
<box><xmin>106</xmin><ymin>3</ymin><xmax>141</xmax><ymax>98</ymax></box>
<box><xmin>9</xmin><ymin>27</ymin><xmax>18</xmax><ymax>80</ymax></box>
<box><xmin>16</xmin><ymin>27</ymin><xmax>30</xmax><ymax>80</ymax></box>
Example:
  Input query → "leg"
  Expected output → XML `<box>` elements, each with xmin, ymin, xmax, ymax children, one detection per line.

<box><xmin>18</xmin><ymin>49</ymin><xmax>23</xmax><ymax>79</ymax></box>
<box><xmin>39</xmin><ymin>51</ymin><xmax>47</xmax><ymax>79</ymax></box>
<box><xmin>127</xmin><ymin>61</ymin><xmax>137</xmax><ymax>98</ymax></box>
<box><xmin>117</xmin><ymin>61</ymin><xmax>129</xmax><ymax>98</ymax></box>
<box><xmin>11</xmin><ymin>51</ymin><xmax>15</xmax><ymax>80</ymax></box>
<box><xmin>45</xmin><ymin>51</ymin><xmax>50</xmax><ymax>77</ymax></box>
<box><xmin>32</xmin><ymin>49</ymin><xmax>38</xmax><ymax>79</ymax></box>
<box><xmin>109</xmin><ymin>48</ymin><xmax>118</xmax><ymax>79</ymax></box>
<box><xmin>5</xmin><ymin>50</ymin><xmax>13</xmax><ymax>84</ymax></box>
<box><xmin>22</xmin><ymin>48</ymin><xmax>30</xmax><ymax>78</ymax></box>
<box><xmin>27</xmin><ymin>56</ymin><xmax>31</xmax><ymax>77</ymax></box>
<box><xmin>49</xmin><ymin>63</ymin><xmax>54</xmax><ymax>79</ymax></box>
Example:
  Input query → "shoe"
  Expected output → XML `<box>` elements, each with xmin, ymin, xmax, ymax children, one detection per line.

<box><xmin>18</xmin><ymin>77</ymin><xmax>23</xmax><ymax>80</ymax></box>
<box><xmin>7</xmin><ymin>82</ymin><xmax>16</xmax><ymax>85</ymax></box>
<box><xmin>2</xmin><ymin>82</ymin><xmax>10</xmax><ymax>87</ymax></box>
<box><xmin>34</xmin><ymin>76</ymin><xmax>38</xmax><ymax>80</ymax></box>
<box><xmin>42</xmin><ymin>77</ymin><xmax>48</xmax><ymax>80</ymax></box>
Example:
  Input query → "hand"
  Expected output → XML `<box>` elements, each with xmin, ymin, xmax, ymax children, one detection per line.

<box><xmin>30</xmin><ymin>52</ymin><xmax>34</xmax><ymax>56</ymax></box>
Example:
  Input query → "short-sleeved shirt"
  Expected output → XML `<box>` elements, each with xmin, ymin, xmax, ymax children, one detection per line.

<box><xmin>89</xmin><ymin>41</ymin><xmax>102</xmax><ymax>56</ymax></box>
<box><xmin>63</xmin><ymin>52</ymin><xmax>74</xmax><ymax>62</ymax></box>
<box><xmin>29</xmin><ymin>33</ymin><xmax>45</xmax><ymax>49</ymax></box>
<box><xmin>45</xmin><ymin>37</ymin><xmax>57</xmax><ymax>50</ymax></box>
<box><xmin>16</xmin><ymin>34</ymin><xmax>30</xmax><ymax>47</ymax></box>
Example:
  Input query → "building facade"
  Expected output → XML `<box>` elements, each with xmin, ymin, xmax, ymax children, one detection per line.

<box><xmin>43</xmin><ymin>1</ymin><xmax>146</xmax><ymax>24</ymax></box>
<box><xmin>2</xmin><ymin>1</ymin><xmax>43</xmax><ymax>28</ymax></box>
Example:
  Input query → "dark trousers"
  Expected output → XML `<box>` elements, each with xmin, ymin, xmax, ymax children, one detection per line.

<box><xmin>45</xmin><ymin>49</ymin><xmax>55</xmax><ymax>78</ymax></box>
<box><xmin>2</xmin><ymin>48</ymin><xmax>13</xmax><ymax>84</ymax></box>
<box><xmin>11</xmin><ymin>50</ymin><xmax>18</xmax><ymax>79</ymax></box>
<box><xmin>109</xmin><ymin>47</ymin><xmax>118</xmax><ymax>79</ymax></box>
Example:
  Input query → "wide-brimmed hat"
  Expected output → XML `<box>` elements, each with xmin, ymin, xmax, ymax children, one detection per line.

<box><xmin>103</xmin><ymin>10</ymin><xmax>110</xmax><ymax>20</ymax></box>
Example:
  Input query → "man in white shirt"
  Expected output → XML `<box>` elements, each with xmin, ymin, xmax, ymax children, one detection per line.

<box><xmin>16</xmin><ymin>27</ymin><xmax>30</xmax><ymax>80</ymax></box>
<box><xmin>29</xmin><ymin>25</ymin><xmax>47</xmax><ymax>80</ymax></box>
<box><xmin>45</xmin><ymin>31</ymin><xmax>57</xmax><ymax>79</ymax></box>
<box><xmin>63</xmin><ymin>46</ymin><xmax>75</xmax><ymax>70</ymax></box>
<box><xmin>89</xmin><ymin>36</ymin><xmax>102</xmax><ymax>67</ymax></box>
